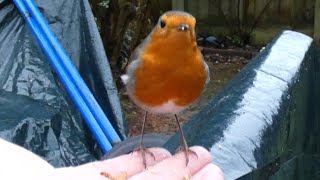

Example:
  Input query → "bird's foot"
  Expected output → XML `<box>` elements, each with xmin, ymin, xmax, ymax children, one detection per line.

<box><xmin>176</xmin><ymin>146</ymin><xmax>198</xmax><ymax>166</ymax></box>
<box><xmin>132</xmin><ymin>145</ymin><xmax>155</xmax><ymax>168</ymax></box>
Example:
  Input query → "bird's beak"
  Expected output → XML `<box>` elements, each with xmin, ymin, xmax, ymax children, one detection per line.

<box><xmin>177</xmin><ymin>24</ymin><xmax>189</xmax><ymax>31</ymax></box>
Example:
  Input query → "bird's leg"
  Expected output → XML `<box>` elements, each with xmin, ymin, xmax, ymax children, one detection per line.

<box><xmin>132</xmin><ymin>111</ymin><xmax>155</xmax><ymax>168</ymax></box>
<box><xmin>174</xmin><ymin>114</ymin><xmax>198</xmax><ymax>166</ymax></box>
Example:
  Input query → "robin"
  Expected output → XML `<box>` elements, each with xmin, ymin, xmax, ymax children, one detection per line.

<box><xmin>121</xmin><ymin>10</ymin><xmax>210</xmax><ymax>168</ymax></box>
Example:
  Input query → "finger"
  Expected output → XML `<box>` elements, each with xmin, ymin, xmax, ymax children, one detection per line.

<box><xmin>90</xmin><ymin>148</ymin><xmax>171</xmax><ymax>177</ymax></box>
<box><xmin>191</xmin><ymin>163</ymin><xmax>224</xmax><ymax>180</ymax></box>
<box><xmin>130</xmin><ymin>146</ymin><xmax>212</xmax><ymax>180</ymax></box>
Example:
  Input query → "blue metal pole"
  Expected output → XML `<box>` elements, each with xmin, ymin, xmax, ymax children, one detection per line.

<box><xmin>23</xmin><ymin>0</ymin><xmax>121</xmax><ymax>144</ymax></box>
<box><xmin>13</xmin><ymin>0</ymin><xmax>112</xmax><ymax>153</ymax></box>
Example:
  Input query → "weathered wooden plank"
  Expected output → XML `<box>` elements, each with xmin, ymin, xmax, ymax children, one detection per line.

<box><xmin>198</xmin><ymin>0</ymin><xmax>209</xmax><ymax>19</ymax></box>
<box><xmin>187</xmin><ymin>0</ymin><xmax>199</xmax><ymax>17</ymax></box>
<box><xmin>172</xmin><ymin>0</ymin><xmax>184</xmax><ymax>10</ymax></box>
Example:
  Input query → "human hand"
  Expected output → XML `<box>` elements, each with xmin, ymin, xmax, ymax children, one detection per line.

<box><xmin>54</xmin><ymin>146</ymin><xmax>224</xmax><ymax>180</ymax></box>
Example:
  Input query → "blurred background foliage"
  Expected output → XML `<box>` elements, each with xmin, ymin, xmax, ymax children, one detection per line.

<box><xmin>89</xmin><ymin>0</ymin><xmax>171</xmax><ymax>79</ymax></box>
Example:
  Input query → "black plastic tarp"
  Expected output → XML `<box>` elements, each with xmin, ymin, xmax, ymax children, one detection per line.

<box><xmin>0</xmin><ymin>0</ymin><xmax>126</xmax><ymax>167</ymax></box>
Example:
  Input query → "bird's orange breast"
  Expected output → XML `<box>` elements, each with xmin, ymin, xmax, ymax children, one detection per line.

<box><xmin>133</xmin><ymin>35</ymin><xmax>206</xmax><ymax>107</ymax></box>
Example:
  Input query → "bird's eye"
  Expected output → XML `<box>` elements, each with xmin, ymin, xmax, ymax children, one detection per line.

<box><xmin>160</xmin><ymin>19</ymin><xmax>166</xmax><ymax>28</ymax></box>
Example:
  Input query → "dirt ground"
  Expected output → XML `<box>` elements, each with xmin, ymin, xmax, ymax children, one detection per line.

<box><xmin>118</xmin><ymin>47</ymin><xmax>260</xmax><ymax>137</ymax></box>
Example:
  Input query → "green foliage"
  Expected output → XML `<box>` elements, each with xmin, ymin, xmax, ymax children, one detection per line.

<box><xmin>226</xmin><ymin>35</ymin><xmax>244</xmax><ymax>47</ymax></box>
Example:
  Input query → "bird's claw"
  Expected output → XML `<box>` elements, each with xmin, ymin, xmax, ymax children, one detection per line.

<box><xmin>176</xmin><ymin>146</ymin><xmax>198</xmax><ymax>166</ymax></box>
<box><xmin>132</xmin><ymin>145</ymin><xmax>155</xmax><ymax>168</ymax></box>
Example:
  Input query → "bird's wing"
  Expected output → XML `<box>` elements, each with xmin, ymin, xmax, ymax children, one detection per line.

<box><xmin>125</xmin><ymin>32</ymin><xmax>153</xmax><ymax>71</ymax></box>
<box><xmin>128</xmin><ymin>42</ymin><xmax>144</xmax><ymax>65</ymax></box>
<box><xmin>121</xmin><ymin>34</ymin><xmax>152</xmax><ymax>85</ymax></box>
<box><xmin>204</xmin><ymin>61</ymin><xmax>210</xmax><ymax>85</ymax></box>
<box><xmin>199</xmin><ymin>52</ymin><xmax>210</xmax><ymax>85</ymax></box>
